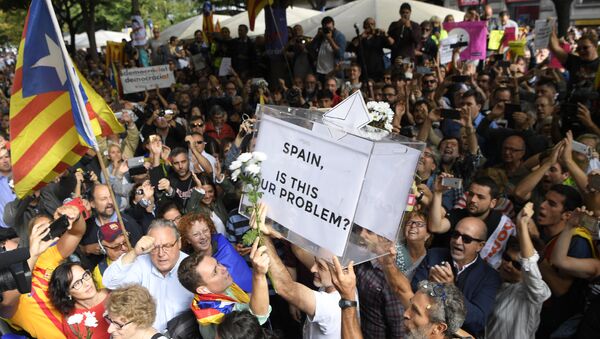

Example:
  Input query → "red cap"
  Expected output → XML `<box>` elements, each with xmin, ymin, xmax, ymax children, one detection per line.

<box><xmin>99</xmin><ymin>222</ymin><xmax>123</xmax><ymax>242</ymax></box>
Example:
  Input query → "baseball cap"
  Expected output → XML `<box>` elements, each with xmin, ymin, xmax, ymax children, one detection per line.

<box><xmin>98</xmin><ymin>222</ymin><xmax>123</xmax><ymax>242</ymax></box>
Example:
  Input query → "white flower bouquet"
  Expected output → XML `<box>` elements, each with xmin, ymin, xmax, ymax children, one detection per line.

<box><xmin>229</xmin><ymin>151</ymin><xmax>268</xmax><ymax>246</ymax></box>
<box><xmin>67</xmin><ymin>311</ymin><xmax>98</xmax><ymax>339</ymax></box>
<box><xmin>366</xmin><ymin>101</ymin><xmax>394</xmax><ymax>132</ymax></box>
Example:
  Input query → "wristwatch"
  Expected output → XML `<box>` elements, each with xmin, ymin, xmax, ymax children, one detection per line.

<box><xmin>338</xmin><ymin>299</ymin><xmax>358</xmax><ymax>309</ymax></box>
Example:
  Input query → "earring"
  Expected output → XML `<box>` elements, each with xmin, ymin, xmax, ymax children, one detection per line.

<box><xmin>68</xmin><ymin>295</ymin><xmax>72</xmax><ymax>301</ymax></box>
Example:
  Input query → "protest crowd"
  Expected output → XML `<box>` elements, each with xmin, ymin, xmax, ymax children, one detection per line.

<box><xmin>1</xmin><ymin>1</ymin><xmax>600</xmax><ymax>339</ymax></box>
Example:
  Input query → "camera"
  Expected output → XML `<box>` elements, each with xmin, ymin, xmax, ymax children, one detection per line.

<box><xmin>82</xmin><ymin>171</ymin><xmax>93</xmax><ymax>182</ymax></box>
<box><xmin>157</xmin><ymin>109</ymin><xmax>173</xmax><ymax>117</ymax></box>
<box><xmin>0</xmin><ymin>228</ymin><xmax>32</xmax><ymax>296</ymax></box>
<box><xmin>322</xmin><ymin>26</ymin><xmax>331</xmax><ymax>34</ymax></box>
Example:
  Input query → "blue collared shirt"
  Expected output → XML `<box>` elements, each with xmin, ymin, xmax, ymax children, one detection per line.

<box><xmin>102</xmin><ymin>251</ymin><xmax>193</xmax><ymax>331</ymax></box>
<box><xmin>0</xmin><ymin>175</ymin><xmax>16</xmax><ymax>228</ymax></box>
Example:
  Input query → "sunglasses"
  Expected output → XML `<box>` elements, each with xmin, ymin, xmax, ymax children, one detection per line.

<box><xmin>450</xmin><ymin>230</ymin><xmax>484</xmax><ymax>244</ymax></box>
<box><xmin>191</xmin><ymin>123</ymin><xmax>204</xmax><ymax>128</ymax></box>
<box><xmin>502</xmin><ymin>252</ymin><xmax>522</xmax><ymax>270</ymax></box>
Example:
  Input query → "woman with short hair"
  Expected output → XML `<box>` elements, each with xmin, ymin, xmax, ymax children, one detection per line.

<box><xmin>104</xmin><ymin>284</ymin><xmax>167</xmax><ymax>338</ymax></box>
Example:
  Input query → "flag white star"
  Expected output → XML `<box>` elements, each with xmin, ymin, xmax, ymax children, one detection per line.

<box><xmin>31</xmin><ymin>34</ymin><xmax>67</xmax><ymax>85</ymax></box>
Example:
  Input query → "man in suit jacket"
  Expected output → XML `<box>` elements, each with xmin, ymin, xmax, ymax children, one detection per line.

<box><xmin>412</xmin><ymin>217</ymin><xmax>501</xmax><ymax>338</ymax></box>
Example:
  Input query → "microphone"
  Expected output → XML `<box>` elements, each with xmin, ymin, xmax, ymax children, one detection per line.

<box><xmin>354</xmin><ymin>23</ymin><xmax>360</xmax><ymax>36</ymax></box>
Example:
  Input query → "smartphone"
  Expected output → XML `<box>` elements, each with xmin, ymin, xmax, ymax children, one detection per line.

<box><xmin>42</xmin><ymin>215</ymin><xmax>70</xmax><ymax>241</ymax></box>
<box><xmin>127</xmin><ymin>156</ymin><xmax>147</xmax><ymax>176</ymax></box>
<box><xmin>504</xmin><ymin>103</ymin><xmax>521</xmax><ymax>127</ymax></box>
<box><xmin>149</xmin><ymin>135</ymin><xmax>160</xmax><ymax>143</ymax></box>
<box><xmin>579</xmin><ymin>214</ymin><xmax>600</xmax><ymax>237</ymax></box>
<box><xmin>572</xmin><ymin>141</ymin><xmax>592</xmax><ymax>158</ymax></box>
<box><xmin>498</xmin><ymin>60</ymin><xmax>511</xmax><ymax>69</ymax></box>
<box><xmin>589</xmin><ymin>174</ymin><xmax>600</xmax><ymax>191</ymax></box>
<box><xmin>441</xmin><ymin>177</ymin><xmax>463</xmax><ymax>189</ymax></box>
<box><xmin>441</xmin><ymin>108</ymin><xmax>461</xmax><ymax>120</ymax></box>
<box><xmin>452</xmin><ymin>75</ymin><xmax>469</xmax><ymax>83</ymax></box>
<box><xmin>63</xmin><ymin>197</ymin><xmax>90</xmax><ymax>220</ymax></box>
<box><xmin>416</xmin><ymin>66</ymin><xmax>432</xmax><ymax>75</ymax></box>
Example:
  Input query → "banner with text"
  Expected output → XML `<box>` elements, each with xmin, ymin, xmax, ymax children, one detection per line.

<box><xmin>120</xmin><ymin>65</ymin><xmax>175</xmax><ymax>94</ymax></box>
<box><xmin>252</xmin><ymin>113</ymin><xmax>371</xmax><ymax>256</ymax></box>
<box><xmin>443</xmin><ymin>21</ymin><xmax>487</xmax><ymax>60</ymax></box>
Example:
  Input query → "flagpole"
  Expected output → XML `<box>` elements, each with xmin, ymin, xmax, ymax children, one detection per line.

<box><xmin>95</xmin><ymin>151</ymin><xmax>132</xmax><ymax>250</ymax></box>
<box><xmin>45</xmin><ymin>0</ymin><xmax>131</xmax><ymax>247</ymax></box>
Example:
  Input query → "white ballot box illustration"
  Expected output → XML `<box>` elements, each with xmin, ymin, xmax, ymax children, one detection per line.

<box><xmin>241</xmin><ymin>101</ymin><xmax>425</xmax><ymax>265</ymax></box>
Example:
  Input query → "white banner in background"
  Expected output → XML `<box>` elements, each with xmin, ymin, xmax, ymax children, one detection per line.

<box><xmin>120</xmin><ymin>65</ymin><xmax>175</xmax><ymax>94</ymax></box>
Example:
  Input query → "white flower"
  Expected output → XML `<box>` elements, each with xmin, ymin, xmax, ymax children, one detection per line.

<box><xmin>83</xmin><ymin>311</ymin><xmax>98</xmax><ymax>328</ymax></box>
<box><xmin>231</xmin><ymin>169</ymin><xmax>241</xmax><ymax>181</ymax></box>
<box><xmin>229</xmin><ymin>160</ymin><xmax>242</xmax><ymax>171</ymax></box>
<box><xmin>384</xmin><ymin>122</ymin><xmax>393</xmax><ymax>132</ymax></box>
<box><xmin>244</xmin><ymin>163</ymin><xmax>261</xmax><ymax>175</ymax></box>
<box><xmin>252</xmin><ymin>151</ymin><xmax>267</xmax><ymax>162</ymax></box>
<box><xmin>67</xmin><ymin>313</ymin><xmax>84</xmax><ymax>325</ymax></box>
<box><xmin>237</xmin><ymin>152</ymin><xmax>253</xmax><ymax>163</ymax></box>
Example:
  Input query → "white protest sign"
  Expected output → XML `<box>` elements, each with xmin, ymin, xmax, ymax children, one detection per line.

<box><xmin>219</xmin><ymin>57</ymin><xmax>232</xmax><ymax>76</ymax></box>
<box><xmin>120</xmin><ymin>65</ymin><xmax>175</xmax><ymax>94</ymax></box>
<box><xmin>439</xmin><ymin>36</ymin><xmax>458</xmax><ymax>65</ymax></box>
<box><xmin>253</xmin><ymin>113</ymin><xmax>372</xmax><ymax>256</ymax></box>
<box><xmin>534</xmin><ymin>19</ymin><xmax>554</xmax><ymax>50</ymax></box>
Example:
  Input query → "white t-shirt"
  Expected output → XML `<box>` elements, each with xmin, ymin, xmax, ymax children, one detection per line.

<box><xmin>303</xmin><ymin>289</ymin><xmax>341</xmax><ymax>339</ymax></box>
<box><xmin>316</xmin><ymin>40</ymin><xmax>335</xmax><ymax>75</ymax></box>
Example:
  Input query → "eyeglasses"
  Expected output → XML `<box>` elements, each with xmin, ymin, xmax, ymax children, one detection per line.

<box><xmin>503</xmin><ymin>147</ymin><xmax>524</xmax><ymax>153</ymax></box>
<box><xmin>191</xmin><ymin>123</ymin><xmax>204</xmax><ymax>128</ymax></box>
<box><xmin>104</xmin><ymin>313</ymin><xmax>133</xmax><ymax>330</ymax></box>
<box><xmin>103</xmin><ymin>239</ymin><xmax>128</xmax><ymax>250</ymax></box>
<box><xmin>151</xmin><ymin>238</ymin><xmax>178</xmax><ymax>254</ymax></box>
<box><xmin>502</xmin><ymin>252</ymin><xmax>522</xmax><ymax>270</ymax></box>
<box><xmin>450</xmin><ymin>230</ymin><xmax>484</xmax><ymax>244</ymax></box>
<box><xmin>70</xmin><ymin>270</ymin><xmax>92</xmax><ymax>290</ymax></box>
<box><xmin>407</xmin><ymin>220</ymin><xmax>427</xmax><ymax>228</ymax></box>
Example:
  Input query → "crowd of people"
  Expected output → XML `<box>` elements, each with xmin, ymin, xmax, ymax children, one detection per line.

<box><xmin>0</xmin><ymin>2</ymin><xmax>600</xmax><ymax>338</ymax></box>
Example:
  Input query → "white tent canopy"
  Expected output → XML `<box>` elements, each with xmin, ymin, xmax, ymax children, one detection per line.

<box><xmin>64</xmin><ymin>30</ymin><xmax>130</xmax><ymax>49</ymax></box>
<box><xmin>159</xmin><ymin>14</ymin><xmax>231</xmax><ymax>42</ymax></box>
<box><xmin>296</xmin><ymin>0</ymin><xmax>465</xmax><ymax>40</ymax></box>
<box><xmin>220</xmin><ymin>7</ymin><xmax>320</xmax><ymax>38</ymax></box>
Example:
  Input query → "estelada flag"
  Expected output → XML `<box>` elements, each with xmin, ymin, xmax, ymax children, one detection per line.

<box><xmin>247</xmin><ymin>0</ymin><xmax>274</xmax><ymax>31</ymax></box>
<box><xmin>9</xmin><ymin>0</ymin><xmax>123</xmax><ymax>198</ymax></box>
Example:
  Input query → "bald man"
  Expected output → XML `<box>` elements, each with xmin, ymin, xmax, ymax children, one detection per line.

<box><xmin>412</xmin><ymin>217</ymin><xmax>501</xmax><ymax>337</ymax></box>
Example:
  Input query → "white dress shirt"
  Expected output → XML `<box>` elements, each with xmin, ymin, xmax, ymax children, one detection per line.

<box><xmin>102</xmin><ymin>251</ymin><xmax>194</xmax><ymax>331</ymax></box>
<box><xmin>485</xmin><ymin>251</ymin><xmax>551</xmax><ymax>339</ymax></box>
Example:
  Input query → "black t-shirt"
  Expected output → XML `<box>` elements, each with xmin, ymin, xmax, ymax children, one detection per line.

<box><xmin>564</xmin><ymin>54</ymin><xmax>599</xmax><ymax>89</ymax></box>
<box><xmin>430</xmin><ymin>208</ymin><xmax>503</xmax><ymax>248</ymax></box>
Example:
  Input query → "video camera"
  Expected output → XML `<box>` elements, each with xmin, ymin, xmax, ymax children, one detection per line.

<box><xmin>0</xmin><ymin>228</ymin><xmax>32</xmax><ymax>299</ymax></box>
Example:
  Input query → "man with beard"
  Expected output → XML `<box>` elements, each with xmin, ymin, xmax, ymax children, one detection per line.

<box><xmin>413</xmin><ymin>217</ymin><xmax>501</xmax><ymax>337</ymax></box>
<box><xmin>150</xmin><ymin>147</ymin><xmax>200</xmax><ymax>213</ymax></box>
<box><xmin>80</xmin><ymin>184</ymin><xmax>143</xmax><ymax>265</ymax></box>
<box><xmin>177</xmin><ymin>92</ymin><xmax>193</xmax><ymax>119</ymax></box>
<box><xmin>420</xmin><ymin>73</ymin><xmax>438</xmax><ymax>104</ymax></box>
<box><xmin>429</xmin><ymin>176</ymin><xmax>516</xmax><ymax>269</ymax></box>
<box><xmin>485</xmin><ymin>203</ymin><xmax>551</xmax><ymax>338</ymax></box>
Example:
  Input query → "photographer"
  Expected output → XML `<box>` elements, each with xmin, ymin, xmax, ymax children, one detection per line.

<box><xmin>3</xmin><ymin>205</ymin><xmax>86</xmax><ymax>337</ymax></box>
<box><xmin>308</xmin><ymin>16</ymin><xmax>346</xmax><ymax>83</ymax></box>
<box><xmin>347</xmin><ymin>17</ymin><xmax>393</xmax><ymax>82</ymax></box>
<box><xmin>141</xmin><ymin>107</ymin><xmax>187</xmax><ymax>150</ymax></box>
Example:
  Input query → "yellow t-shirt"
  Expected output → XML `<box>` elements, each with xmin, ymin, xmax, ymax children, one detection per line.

<box><xmin>7</xmin><ymin>246</ymin><xmax>66</xmax><ymax>339</ymax></box>
<box><xmin>92</xmin><ymin>257</ymin><xmax>113</xmax><ymax>290</ymax></box>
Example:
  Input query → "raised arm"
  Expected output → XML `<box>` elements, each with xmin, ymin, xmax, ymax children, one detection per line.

<box><xmin>514</xmin><ymin>142</ymin><xmax>563</xmax><ymax>202</ymax></box>
<box><xmin>378</xmin><ymin>249</ymin><xmax>414</xmax><ymax>308</ymax></box>
<box><xmin>248</xmin><ymin>238</ymin><xmax>270</xmax><ymax>317</ymax></box>
<box><xmin>329</xmin><ymin>256</ymin><xmax>362</xmax><ymax>339</ymax></box>
<box><xmin>429</xmin><ymin>174</ymin><xmax>451</xmax><ymax>234</ymax></box>
<box><xmin>547</xmin><ymin>25</ymin><xmax>568</xmax><ymax>65</ymax></box>
<box><xmin>55</xmin><ymin>205</ymin><xmax>86</xmax><ymax>259</ymax></box>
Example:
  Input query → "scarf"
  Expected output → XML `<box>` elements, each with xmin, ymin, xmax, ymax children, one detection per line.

<box><xmin>191</xmin><ymin>283</ymin><xmax>250</xmax><ymax>325</ymax></box>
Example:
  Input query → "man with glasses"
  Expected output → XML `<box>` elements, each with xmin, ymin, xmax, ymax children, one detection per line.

<box><xmin>430</xmin><ymin>176</ymin><xmax>516</xmax><ymax>270</ymax></box>
<box><xmin>413</xmin><ymin>217</ymin><xmax>501</xmax><ymax>337</ymax></box>
<box><xmin>186</xmin><ymin>132</ymin><xmax>216</xmax><ymax>177</ymax></box>
<box><xmin>486</xmin><ymin>203</ymin><xmax>551</xmax><ymax>338</ymax></box>
<box><xmin>421</xmin><ymin>73</ymin><xmax>437</xmax><ymax>103</ymax></box>
<box><xmin>92</xmin><ymin>222</ymin><xmax>131</xmax><ymax>289</ymax></box>
<box><xmin>103</xmin><ymin>219</ymin><xmax>193</xmax><ymax>332</ymax></box>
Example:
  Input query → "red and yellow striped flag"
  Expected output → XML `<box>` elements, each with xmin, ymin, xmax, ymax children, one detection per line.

<box><xmin>247</xmin><ymin>0</ymin><xmax>273</xmax><ymax>31</ymax></box>
<box><xmin>10</xmin><ymin>0</ymin><xmax>123</xmax><ymax>198</ymax></box>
